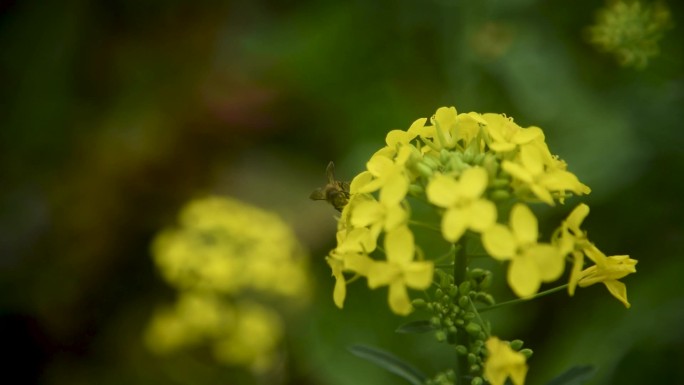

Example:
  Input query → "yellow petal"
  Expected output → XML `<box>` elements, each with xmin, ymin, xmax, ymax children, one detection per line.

<box><xmin>519</xmin><ymin>144</ymin><xmax>544</xmax><ymax>175</ymax></box>
<box><xmin>380</xmin><ymin>172</ymin><xmax>409</xmax><ymax>206</ymax></box>
<box><xmin>566</xmin><ymin>203</ymin><xmax>590</xmax><ymax>233</ymax></box>
<box><xmin>366</xmin><ymin>154</ymin><xmax>393</xmax><ymax>177</ymax></box>
<box><xmin>482</xmin><ymin>224</ymin><xmax>516</xmax><ymax>260</ymax></box>
<box><xmin>510</xmin><ymin>204</ymin><xmax>538</xmax><ymax>246</ymax></box>
<box><xmin>459</xmin><ymin>167</ymin><xmax>488</xmax><ymax>199</ymax></box>
<box><xmin>388</xmin><ymin>281</ymin><xmax>412</xmax><ymax>315</ymax></box>
<box><xmin>350</xmin><ymin>171</ymin><xmax>374</xmax><ymax>194</ymax></box>
<box><xmin>403</xmin><ymin>261</ymin><xmax>434</xmax><ymax>289</ymax></box>
<box><xmin>512</xmin><ymin>126</ymin><xmax>543</xmax><ymax>144</ymax></box>
<box><xmin>426</xmin><ymin>174</ymin><xmax>459</xmax><ymax>207</ymax></box>
<box><xmin>384</xmin><ymin>203</ymin><xmax>408</xmax><ymax>231</ymax></box>
<box><xmin>502</xmin><ymin>161</ymin><xmax>533</xmax><ymax>183</ymax></box>
<box><xmin>367</xmin><ymin>261</ymin><xmax>399</xmax><ymax>288</ymax></box>
<box><xmin>386</xmin><ymin>130</ymin><xmax>413</xmax><ymax>148</ymax></box>
<box><xmin>603</xmin><ymin>280</ymin><xmax>631</xmax><ymax>308</ymax></box>
<box><xmin>527</xmin><ymin>244</ymin><xmax>564</xmax><ymax>282</ymax></box>
<box><xmin>567</xmin><ymin>251</ymin><xmax>584</xmax><ymax>296</ymax></box>
<box><xmin>350</xmin><ymin>200</ymin><xmax>383</xmax><ymax>228</ymax></box>
<box><xmin>508</xmin><ymin>257</ymin><xmax>541</xmax><ymax>298</ymax></box>
<box><xmin>345</xmin><ymin>253</ymin><xmax>375</xmax><ymax>276</ymax></box>
<box><xmin>467</xmin><ymin>199</ymin><xmax>497</xmax><ymax>232</ymax></box>
<box><xmin>541</xmin><ymin>170</ymin><xmax>591</xmax><ymax>195</ymax></box>
<box><xmin>385</xmin><ymin>226</ymin><xmax>415</xmax><ymax>265</ymax></box>
<box><xmin>530</xmin><ymin>184</ymin><xmax>555</xmax><ymax>205</ymax></box>
<box><xmin>442</xmin><ymin>207</ymin><xmax>467</xmax><ymax>242</ymax></box>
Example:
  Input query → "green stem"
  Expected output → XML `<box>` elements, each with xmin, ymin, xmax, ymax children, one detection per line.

<box><xmin>408</xmin><ymin>220</ymin><xmax>441</xmax><ymax>232</ymax></box>
<box><xmin>478</xmin><ymin>284</ymin><xmax>569</xmax><ymax>313</ymax></box>
<box><xmin>453</xmin><ymin>245</ymin><xmax>468</xmax><ymax>385</ymax></box>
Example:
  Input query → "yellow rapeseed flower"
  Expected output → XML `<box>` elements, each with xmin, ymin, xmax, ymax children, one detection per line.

<box><xmin>482</xmin><ymin>203</ymin><xmax>564</xmax><ymax>297</ymax></box>
<box><xmin>502</xmin><ymin>142</ymin><xmax>590</xmax><ymax>205</ymax></box>
<box><xmin>482</xmin><ymin>113</ymin><xmax>543</xmax><ymax>153</ymax></box>
<box><xmin>577</xmin><ymin>245</ymin><xmax>637</xmax><ymax>308</ymax></box>
<box><xmin>365</xmin><ymin>225</ymin><xmax>434</xmax><ymax>315</ymax></box>
<box><xmin>426</xmin><ymin>167</ymin><xmax>497</xmax><ymax>242</ymax></box>
<box><xmin>484</xmin><ymin>337</ymin><xmax>528</xmax><ymax>385</ymax></box>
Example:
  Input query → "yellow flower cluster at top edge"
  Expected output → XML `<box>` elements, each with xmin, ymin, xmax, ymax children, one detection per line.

<box><xmin>328</xmin><ymin>106</ymin><xmax>636</xmax><ymax>315</ymax></box>
<box><xmin>145</xmin><ymin>196</ymin><xmax>310</xmax><ymax>372</ymax></box>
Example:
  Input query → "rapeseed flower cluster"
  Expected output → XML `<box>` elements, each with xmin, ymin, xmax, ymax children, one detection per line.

<box><xmin>319</xmin><ymin>106</ymin><xmax>636</xmax><ymax>385</ymax></box>
<box><xmin>587</xmin><ymin>0</ymin><xmax>672</xmax><ymax>68</ymax></box>
<box><xmin>145</xmin><ymin>196</ymin><xmax>309</xmax><ymax>372</ymax></box>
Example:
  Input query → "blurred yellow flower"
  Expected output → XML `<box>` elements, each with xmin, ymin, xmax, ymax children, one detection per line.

<box><xmin>482</xmin><ymin>204</ymin><xmax>564</xmax><ymax>297</ymax></box>
<box><xmin>152</xmin><ymin>196</ymin><xmax>309</xmax><ymax>298</ymax></box>
<box><xmin>366</xmin><ymin>226</ymin><xmax>434</xmax><ymax>315</ymax></box>
<box><xmin>484</xmin><ymin>337</ymin><xmax>528</xmax><ymax>385</ymax></box>
<box><xmin>146</xmin><ymin>196</ymin><xmax>309</xmax><ymax>372</ymax></box>
<box><xmin>426</xmin><ymin>167</ymin><xmax>497</xmax><ymax>242</ymax></box>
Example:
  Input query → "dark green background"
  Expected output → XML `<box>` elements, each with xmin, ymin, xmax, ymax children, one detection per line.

<box><xmin>1</xmin><ymin>0</ymin><xmax>682</xmax><ymax>384</ymax></box>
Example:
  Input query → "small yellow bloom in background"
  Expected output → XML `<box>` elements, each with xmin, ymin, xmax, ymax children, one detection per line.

<box><xmin>426</xmin><ymin>167</ymin><xmax>497</xmax><ymax>242</ymax></box>
<box><xmin>484</xmin><ymin>337</ymin><xmax>528</xmax><ymax>385</ymax></box>
<box><xmin>146</xmin><ymin>196</ymin><xmax>310</xmax><ymax>372</ymax></box>
<box><xmin>365</xmin><ymin>226</ymin><xmax>434</xmax><ymax>315</ymax></box>
<box><xmin>152</xmin><ymin>196</ymin><xmax>310</xmax><ymax>299</ymax></box>
<box><xmin>482</xmin><ymin>203</ymin><xmax>564</xmax><ymax>297</ymax></box>
<box><xmin>576</xmin><ymin>245</ymin><xmax>638</xmax><ymax>308</ymax></box>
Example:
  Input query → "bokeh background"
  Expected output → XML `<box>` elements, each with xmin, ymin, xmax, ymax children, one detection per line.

<box><xmin>1</xmin><ymin>0</ymin><xmax>683</xmax><ymax>384</ymax></box>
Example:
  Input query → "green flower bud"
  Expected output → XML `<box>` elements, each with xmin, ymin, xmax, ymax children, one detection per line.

<box><xmin>459</xmin><ymin>281</ymin><xmax>471</xmax><ymax>295</ymax></box>
<box><xmin>467</xmin><ymin>353</ymin><xmax>478</xmax><ymax>365</ymax></box>
<box><xmin>435</xmin><ymin>288</ymin><xmax>444</xmax><ymax>299</ymax></box>
<box><xmin>471</xmin><ymin>377</ymin><xmax>483</xmax><ymax>385</ymax></box>
<box><xmin>458</xmin><ymin>296</ymin><xmax>470</xmax><ymax>308</ymax></box>
<box><xmin>435</xmin><ymin>330</ymin><xmax>447</xmax><ymax>342</ymax></box>
<box><xmin>490</xmin><ymin>190</ymin><xmax>511</xmax><ymax>201</ymax></box>
<box><xmin>455</xmin><ymin>345</ymin><xmax>468</xmax><ymax>355</ymax></box>
<box><xmin>412</xmin><ymin>298</ymin><xmax>426</xmax><ymax>308</ymax></box>
<box><xmin>520</xmin><ymin>348</ymin><xmax>533</xmax><ymax>358</ymax></box>
<box><xmin>465</xmin><ymin>322</ymin><xmax>482</xmax><ymax>336</ymax></box>
<box><xmin>469</xmin><ymin>364</ymin><xmax>480</xmax><ymax>373</ymax></box>
<box><xmin>475</xmin><ymin>293</ymin><xmax>495</xmax><ymax>306</ymax></box>
<box><xmin>510</xmin><ymin>339</ymin><xmax>524</xmax><ymax>350</ymax></box>
<box><xmin>415</xmin><ymin>162</ymin><xmax>434</xmax><ymax>178</ymax></box>
<box><xmin>464</xmin><ymin>311</ymin><xmax>476</xmax><ymax>320</ymax></box>
<box><xmin>469</xmin><ymin>268</ymin><xmax>485</xmax><ymax>279</ymax></box>
<box><xmin>448</xmin><ymin>285</ymin><xmax>459</xmax><ymax>298</ymax></box>
<box><xmin>479</xmin><ymin>273</ymin><xmax>492</xmax><ymax>290</ymax></box>
<box><xmin>408</xmin><ymin>184</ymin><xmax>425</xmax><ymax>196</ymax></box>
<box><xmin>430</xmin><ymin>316</ymin><xmax>442</xmax><ymax>327</ymax></box>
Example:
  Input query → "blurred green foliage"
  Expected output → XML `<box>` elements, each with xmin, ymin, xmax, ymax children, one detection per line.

<box><xmin>1</xmin><ymin>0</ymin><xmax>682</xmax><ymax>384</ymax></box>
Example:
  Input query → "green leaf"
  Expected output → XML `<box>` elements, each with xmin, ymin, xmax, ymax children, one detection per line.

<box><xmin>395</xmin><ymin>320</ymin><xmax>435</xmax><ymax>334</ymax></box>
<box><xmin>348</xmin><ymin>344</ymin><xmax>427</xmax><ymax>385</ymax></box>
<box><xmin>544</xmin><ymin>365</ymin><xmax>596</xmax><ymax>385</ymax></box>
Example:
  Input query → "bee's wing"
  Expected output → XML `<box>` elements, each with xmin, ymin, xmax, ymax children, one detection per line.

<box><xmin>325</xmin><ymin>161</ymin><xmax>336</xmax><ymax>184</ymax></box>
<box><xmin>309</xmin><ymin>188</ymin><xmax>327</xmax><ymax>201</ymax></box>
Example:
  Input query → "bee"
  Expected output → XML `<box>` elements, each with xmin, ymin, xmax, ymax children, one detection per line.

<box><xmin>310</xmin><ymin>161</ymin><xmax>351</xmax><ymax>212</ymax></box>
